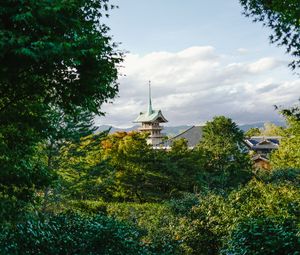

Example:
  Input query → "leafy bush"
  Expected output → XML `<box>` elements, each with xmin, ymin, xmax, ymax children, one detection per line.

<box><xmin>224</xmin><ymin>217</ymin><xmax>300</xmax><ymax>255</ymax></box>
<box><xmin>172</xmin><ymin>180</ymin><xmax>300</xmax><ymax>255</ymax></box>
<box><xmin>0</xmin><ymin>213</ymin><xmax>148</xmax><ymax>255</ymax></box>
<box><xmin>106</xmin><ymin>202</ymin><xmax>180</xmax><ymax>255</ymax></box>
<box><xmin>228</xmin><ymin>179</ymin><xmax>300</xmax><ymax>220</ymax></box>
<box><xmin>66</xmin><ymin>199</ymin><xmax>108</xmax><ymax>214</ymax></box>
<box><xmin>47</xmin><ymin>201</ymin><xmax>181</xmax><ymax>254</ymax></box>
<box><xmin>256</xmin><ymin>168</ymin><xmax>300</xmax><ymax>188</ymax></box>
<box><xmin>168</xmin><ymin>192</ymin><xmax>200</xmax><ymax>216</ymax></box>
<box><xmin>173</xmin><ymin>193</ymin><xmax>233</xmax><ymax>255</ymax></box>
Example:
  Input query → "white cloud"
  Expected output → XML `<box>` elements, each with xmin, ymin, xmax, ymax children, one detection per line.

<box><xmin>96</xmin><ymin>46</ymin><xmax>299</xmax><ymax>127</ymax></box>
<box><xmin>247</xmin><ymin>57</ymin><xmax>285</xmax><ymax>73</ymax></box>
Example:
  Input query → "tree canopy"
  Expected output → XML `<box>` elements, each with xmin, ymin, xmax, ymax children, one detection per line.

<box><xmin>245</xmin><ymin>122</ymin><xmax>284</xmax><ymax>137</ymax></box>
<box><xmin>197</xmin><ymin>116</ymin><xmax>252</xmax><ymax>190</ymax></box>
<box><xmin>271</xmin><ymin>104</ymin><xmax>300</xmax><ymax>169</ymax></box>
<box><xmin>0</xmin><ymin>0</ymin><xmax>122</xmax><ymax>114</ymax></box>
<box><xmin>0</xmin><ymin>0</ymin><xmax>122</xmax><ymax>220</ymax></box>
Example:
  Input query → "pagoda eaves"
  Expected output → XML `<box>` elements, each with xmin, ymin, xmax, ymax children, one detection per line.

<box><xmin>134</xmin><ymin>109</ymin><xmax>168</xmax><ymax>123</ymax></box>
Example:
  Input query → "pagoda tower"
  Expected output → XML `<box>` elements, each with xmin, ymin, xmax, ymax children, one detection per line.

<box><xmin>134</xmin><ymin>82</ymin><xmax>168</xmax><ymax>146</ymax></box>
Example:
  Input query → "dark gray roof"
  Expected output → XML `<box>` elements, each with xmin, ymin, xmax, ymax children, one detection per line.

<box><xmin>163</xmin><ymin>125</ymin><xmax>203</xmax><ymax>148</ymax></box>
<box><xmin>244</xmin><ymin>136</ymin><xmax>281</xmax><ymax>150</ymax></box>
<box><xmin>252</xmin><ymin>154</ymin><xmax>269</xmax><ymax>162</ymax></box>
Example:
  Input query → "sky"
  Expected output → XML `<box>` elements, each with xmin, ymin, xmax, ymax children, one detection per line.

<box><xmin>96</xmin><ymin>0</ymin><xmax>299</xmax><ymax>128</ymax></box>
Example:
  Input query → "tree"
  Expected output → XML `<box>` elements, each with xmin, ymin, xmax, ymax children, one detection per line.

<box><xmin>225</xmin><ymin>216</ymin><xmax>299</xmax><ymax>255</ymax></box>
<box><xmin>175</xmin><ymin>179</ymin><xmax>300</xmax><ymax>255</ymax></box>
<box><xmin>0</xmin><ymin>0</ymin><xmax>122</xmax><ymax>220</ymax></box>
<box><xmin>59</xmin><ymin>132</ymin><xmax>203</xmax><ymax>203</ymax></box>
<box><xmin>197</xmin><ymin>116</ymin><xmax>252</xmax><ymax>190</ymax></box>
<box><xmin>271</xmin><ymin>106</ymin><xmax>300</xmax><ymax>169</ymax></box>
<box><xmin>245</xmin><ymin>122</ymin><xmax>285</xmax><ymax>137</ymax></box>
<box><xmin>57</xmin><ymin>130</ymin><xmax>113</xmax><ymax>202</ymax></box>
<box><xmin>169</xmin><ymin>139</ymin><xmax>204</xmax><ymax>194</ymax></box>
<box><xmin>100</xmin><ymin>132</ymin><xmax>174</xmax><ymax>202</ymax></box>
<box><xmin>245</xmin><ymin>127</ymin><xmax>261</xmax><ymax>137</ymax></box>
<box><xmin>260</xmin><ymin>122</ymin><xmax>284</xmax><ymax>136</ymax></box>
<box><xmin>240</xmin><ymin>0</ymin><xmax>300</xmax><ymax>70</ymax></box>
<box><xmin>0</xmin><ymin>0</ymin><xmax>122</xmax><ymax>114</ymax></box>
<box><xmin>0</xmin><ymin>213</ymin><xmax>150</xmax><ymax>255</ymax></box>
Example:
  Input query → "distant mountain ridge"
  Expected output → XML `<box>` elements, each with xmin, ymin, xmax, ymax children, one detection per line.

<box><xmin>95</xmin><ymin>121</ymin><xmax>285</xmax><ymax>137</ymax></box>
<box><xmin>238</xmin><ymin>120</ymin><xmax>285</xmax><ymax>131</ymax></box>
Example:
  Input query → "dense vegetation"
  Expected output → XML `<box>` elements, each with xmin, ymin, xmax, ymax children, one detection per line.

<box><xmin>0</xmin><ymin>1</ymin><xmax>299</xmax><ymax>254</ymax></box>
<box><xmin>1</xmin><ymin>110</ymin><xmax>299</xmax><ymax>254</ymax></box>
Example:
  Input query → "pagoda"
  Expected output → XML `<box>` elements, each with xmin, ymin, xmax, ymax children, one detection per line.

<box><xmin>134</xmin><ymin>82</ymin><xmax>168</xmax><ymax>146</ymax></box>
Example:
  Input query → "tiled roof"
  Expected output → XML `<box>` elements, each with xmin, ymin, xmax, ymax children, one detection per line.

<box><xmin>244</xmin><ymin>136</ymin><xmax>281</xmax><ymax>150</ymax></box>
<box><xmin>134</xmin><ymin>110</ymin><xmax>168</xmax><ymax>123</ymax></box>
<box><xmin>252</xmin><ymin>154</ymin><xmax>269</xmax><ymax>162</ymax></box>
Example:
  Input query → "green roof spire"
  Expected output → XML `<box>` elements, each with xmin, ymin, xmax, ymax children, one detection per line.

<box><xmin>133</xmin><ymin>81</ymin><xmax>168</xmax><ymax>123</ymax></box>
<box><xmin>148</xmin><ymin>80</ymin><xmax>153</xmax><ymax>115</ymax></box>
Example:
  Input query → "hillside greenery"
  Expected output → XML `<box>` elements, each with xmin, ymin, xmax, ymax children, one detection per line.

<box><xmin>1</xmin><ymin>111</ymin><xmax>299</xmax><ymax>254</ymax></box>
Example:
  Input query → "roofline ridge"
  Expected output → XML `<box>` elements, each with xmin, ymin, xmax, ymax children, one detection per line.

<box><xmin>169</xmin><ymin>125</ymin><xmax>196</xmax><ymax>140</ymax></box>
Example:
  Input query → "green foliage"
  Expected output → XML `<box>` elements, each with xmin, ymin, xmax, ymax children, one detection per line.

<box><xmin>61</xmin><ymin>201</ymin><xmax>181</xmax><ymax>254</ymax></box>
<box><xmin>172</xmin><ymin>179</ymin><xmax>300</xmax><ymax>254</ymax></box>
<box><xmin>67</xmin><ymin>131</ymin><xmax>202</xmax><ymax>202</ymax></box>
<box><xmin>240</xmin><ymin>0</ymin><xmax>300</xmax><ymax>70</ymax></box>
<box><xmin>228</xmin><ymin>180</ymin><xmax>299</xmax><ymax>220</ymax></box>
<box><xmin>280</xmin><ymin>100</ymin><xmax>300</xmax><ymax>121</ymax></box>
<box><xmin>197</xmin><ymin>116</ymin><xmax>252</xmax><ymax>190</ymax></box>
<box><xmin>174</xmin><ymin>193</ymin><xmax>232</xmax><ymax>255</ymax></box>
<box><xmin>57</xmin><ymin>117</ymin><xmax>253</xmax><ymax>203</ymax></box>
<box><xmin>271</xmin><ymin>110</ymin><xmax>300</xmax><ymax>169</ymax></box>
<box><xmin>255</xmin><ymin>167</ymin><xmax>300</xmax><ymax>188</ymax></box>
<box><xmin>0</xmin><ymin>0</ymin><xmax>122</xmax><ymax>113</ymax></box>
<box><xmin>106</xmin><ymin>202</ymin><xmax>180</xmax><ymax>254</ymax></box>
<box><xmin>57</xmin><ymin>131</ymin><xmax>113</xmax><ymax>201</ymax></box>
<box><xmin>64</xmin><ymin>199</ymin><xmax>108</xmax><ymax>215</ymax></box>
<box><xmin>0</xmin><ymin>213</ymin><xmax>148</xmax><ymax>255</ymax></box>
<box><xmin>169</xmin><ymin>139</ymin><xmax>203</xmax><ymax>194</ymax></box>
<box><xmin>245</xmin><ymin>123</ymin><xmax>284</xmax><ymax>137</ymax></box>
<box><xmin>101</xmin><ymin>132</ymin><xmax>164</xmax><ymax>202</ymax></box>
<box><xmin>0</xmin><ymin>0</ymin><xmax>122</xmax><ymax>220</ymax></box>
<box><xmin>106</xmin><ymin>202</ymin><xmax>173</xmax><ymax>226</ymax></box>
<box><xmin>35</xmin><ymin>174</ymin><xmax>300</xmax><ymax>255</ymax></box>
<box><xmin>245</xmin><ymin>127</ymin><xmax>261</xmax><ymax>137</ymax></box>
<box><xmin>0</xmin><ymin>133</ymin><xmax>54</xmax><ymax>222</ymax></box>
<box><xmin>260</xmin><ymin>122</ymin><xmax>284</xmax><ymax>136</ymax></box>
<box><xmin>2</xmin><ymin>1</ymin><xmax>299</xmax><ymax>253</ymax></box>
<box><xmin>168</xmin><ymin>192</ymin><xmax>200</xmax><ymax>216</ymax></box>
<box><xmin>224</xmin><ymin>217</ymin><xmax>300</xmax><ymax>255</ymax></box>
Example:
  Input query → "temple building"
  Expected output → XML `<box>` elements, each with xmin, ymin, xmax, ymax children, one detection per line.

<box><xmin>244</xmin><ymin>136</ymin><xmax>281</xmax><ymax>170</ymax></box>
<box><xmin>134</xmin><ymin>82</ymin><xmax>168</xmax><ymax>145</ymax></box>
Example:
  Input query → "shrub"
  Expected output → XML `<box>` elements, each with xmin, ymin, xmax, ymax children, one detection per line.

<box><xmin>256</xmin><ymin>168</ymin><xmax>300</xmax><ymax>188</ymax></box>
<box><xmin>66</xmin><ymin>199</ymin><xmax>108</xmax><ymax>214</ymax></box>
<box><xmin>224</xmin><ymin>217</ymin><xmax>300</xmax><ymax>255</ymax></box>
<box><xmin>0</xmin><ymin>213</ymin><xmax>148</xmax><ymax>255</ymax></box>
<box><xmin>106</xmin><ymin>202</ymin><xmax>180</xmax><ymax>255</ymax></box>
<box><xmin>168</xmin><ymin>192</ymin><xmax>200</xmax><ymax>216</ymax></box>
<box><xmin>228</xmin><ymin>179</ymin><xmax>300</xmax><ymax>220</ymax></box>
<box><xmin>173</xmin><ymin>193</ymin><xmax>233</xmax><ymax>255</ymax></box>
<box><xmin>173</xmin><ymin>180</ymin><xmax>300</xmax><ymax>255</ymax></box>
